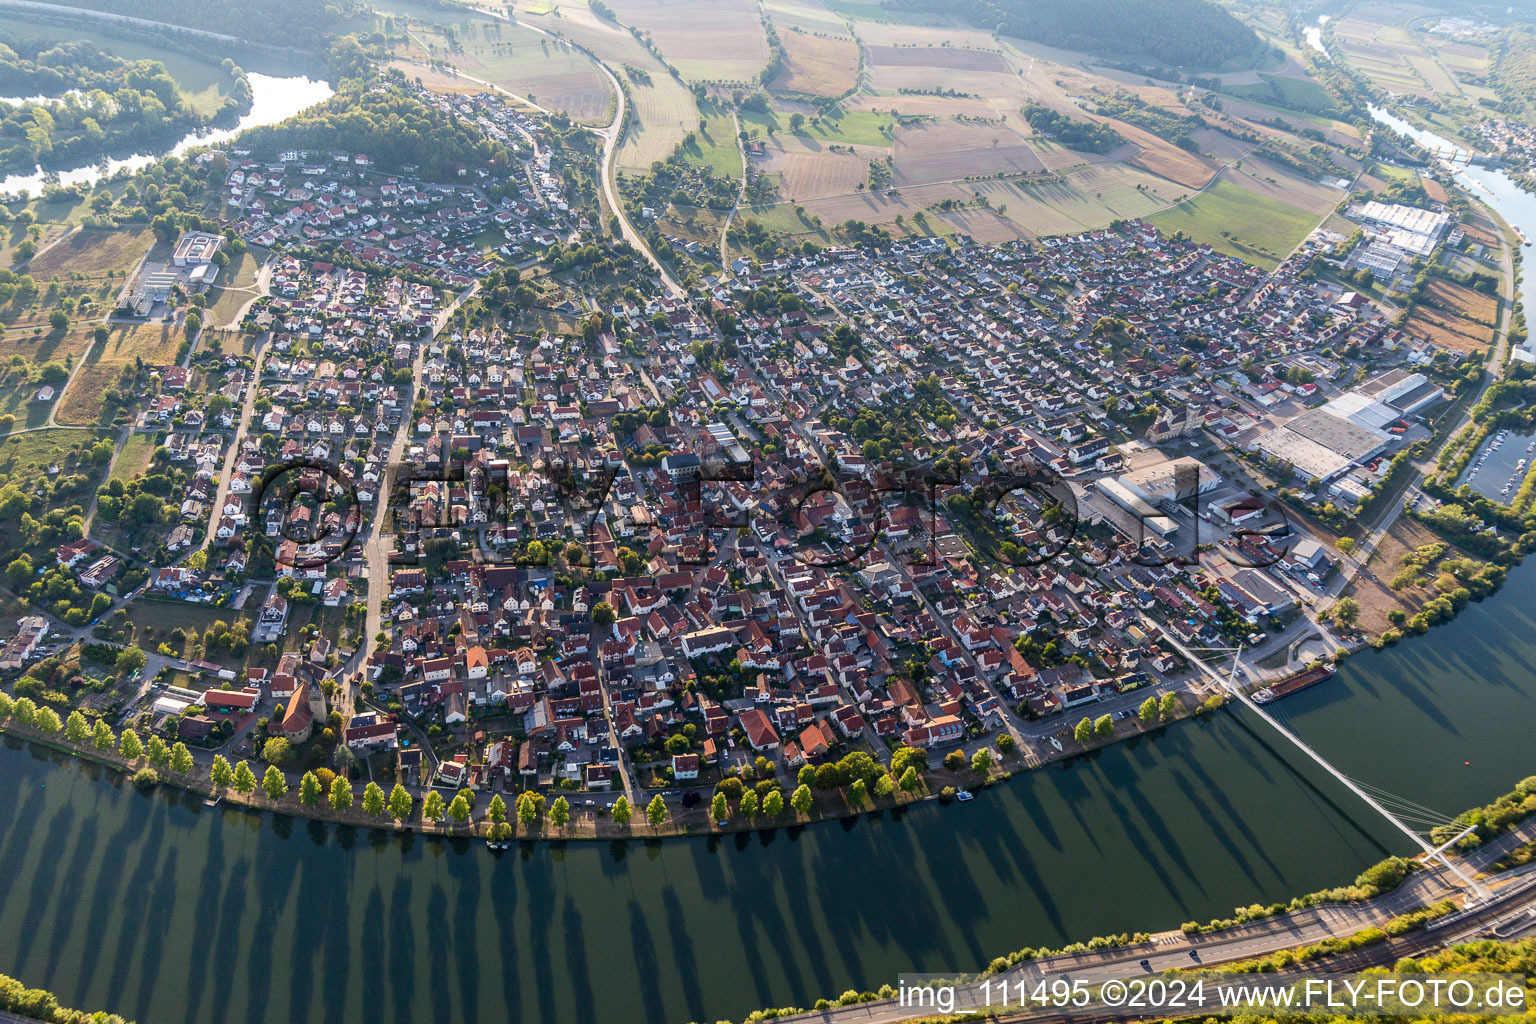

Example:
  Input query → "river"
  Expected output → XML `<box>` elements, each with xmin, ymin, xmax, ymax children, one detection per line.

<box><xmin>0</xmin><ymin>73</ymin><xmax>333</xmax><ymax>197</ymax></box>
<box><xmin>6</xmin><ymin>540</ymin><xmax>1536</xmax><ymax>1024</ymax></box>
<box><xmin>3</xmin><ymin>30</ymin><xmax>1536</xmax><ymax>1024</ymax></box>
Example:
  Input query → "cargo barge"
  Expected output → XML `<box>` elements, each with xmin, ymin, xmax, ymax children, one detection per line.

<box><xmin>1251</xmin><ymin>664</ymin><xmax>1334</xmax><ymax>704</ymax></box>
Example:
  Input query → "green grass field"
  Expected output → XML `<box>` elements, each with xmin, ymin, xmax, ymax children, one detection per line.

<box><xmin>110</xmin><ymin>432</ymin><xmax>159</xmax><ymax>484</ymax></box>
<box><xmin>0</xmin><ymin>380</ymin><xmax>52</xmax><ymax>430</ymax></box>
<box><xmin>680</xmin><ymin>113</ymin><xmax>743</xmax><ymax>178</ymax></box>
<box><xmin>0</xmin><ymin>428</ymin><xmax>103</xmax><ymax>479</ymax></box>
<box><xmin>799</xmin><ymin>109</ymin><xmax>894</xmax><ymax>147</ymax></box>
<box><xmin>1149</xmin><ymin>178</ymin><xmax>1321</xmax><ymax>270</ymax></box>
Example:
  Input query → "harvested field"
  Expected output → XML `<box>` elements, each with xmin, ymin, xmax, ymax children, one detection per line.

<box><xmin>763</xmin><ymin>0</ymin><xmax>850</xmax><ymax>35</ymax></box>
<box><xmin>864</xmin><ymin>45</ymin><xmax>1007</xmax><ymax>72</ymax></box>
<box><xmin>1116</xmin><ymin>124</ymin><xmax>1218</xmax><ymax>190</ymax></box>
<box><xmin>605</xmin><ymin>0</ymin><xmax>770</xmax><ymax>81</ymax></box>
<box><xmin>394</xmin><ymin>13</ymin><xmax>612</xmax><ymax>122</ymax></box>
<box><xmin>1425</xmin><ymin>278</ymin><xmax>1498</xmax><ymax>326</ymax></box>
<box><xmin>844</xmin><ymin>93</ymin><xmax>996</xmax><ymax>118</ymax></box>
<box><xmin>1405</xmin><ymin>306</ymin><xmax>1491</xmax><ymax>354</ymax></box>
<box><xmin>893</xmin><ymin>121</ymin><xmax>1044</xmax><ymax>185</ymax></box>
<box><xmin>867</xmin><ymin>64</ymin><xmax>1017</xmax><ymax>99</ymax></box>
<box><xmin>1025</xmin><ymin>137</ymin><xmax>1127</xmax><ymax>173</ymax></box>
<box><xmin>388</xmin><ymin>61</ymin><xmax>486</xmax><ymax>95</ymax></box>
<box><xmin>770</xmin><ymin>30</ymin><xmax>860</xmax><ymax>96</ymax></box>
<box><xmin>523</xmin><ymin>8</ymin><xmax>700</xmax><ymax>168</ymax></box>
<box><xmin>27</xmin><ymin>228</ymin><xmax>153</xmax><ymax>282</ymax></box>
<box><xmin>768</xmin><ymin>143</ymin><xmax>875</xmax><ymax>199</ymax></box>
<box><xmin>852</xmin><ymin>19</ymin><xmax>998</xmax><ymax>48</ymax></box>
<box><xmin>939</xmin><ymin>206</ymin><xmax>1027</xmax><ymax>243</ymax></box>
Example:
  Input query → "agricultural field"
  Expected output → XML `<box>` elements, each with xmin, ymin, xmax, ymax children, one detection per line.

<box><xmin>865</xmin><ymin>57</ymin><xmax>1018</xmax><ymax>102</ymax></box>
<box><xmin>25</xmin><ymin>228</ymin><xmax>154</xmax><ymax>284</ymax></box>
<box><xmin>522</xmin><ymin>2</ymin><xmax>700</xmax><ymax>169</ymax></box>
<box><xmin>604</xmin><ymin>0</ymin><xmax>770</xmax><ymax>82</ymax></box>
<box><xmin>388</xmin><ymin>11</ymin><xmax>613</xmax><ymax>123</ymax></box>
<box><xmin>607</xmin><ymin>0</ymin><xmax>1367</xmax><ymax>272</ymax></box>
<box><xmin>763</xmin><ymin>0</ymin><xmax>851</xmax><ymax>36</ymax></box>
<box><xmin>975</xmin><ymin>162</ymin><xmax>1183</xmax><ymax>234</ymax></box>
<box><xmin>845</xmin><ymin>92</ymin><xmax>998</xmax><ymax>118</ymax></box>
<box><xmin>758</xmin><ymin>136</ymin><xmax>875</xmax><ymax>199</ymax></box>
<box><xmin>388</xmin><ymin>61</ymin><xmax>491</xmax><ymax>95</ymax></box>
<box><xmin>1405</xmin><ymin>305</ymin><xmax>1493</xmax><ymax>354</ymax></box>
<box><xmin>1117</xmin><ymin>124</ymin><xmax>1219</xmax><ymax>190</ymax></box>
<box><xmin>1330</xmin><ymin>15</ymin><xmax>1443</xmax><ymax>99</ymax></box>
<box><xmin>1223</xmin><ymin>72</ymin><xmax>1337</xmax><ymax>115</ymax></box>
<box><xmin>865</xmin><ymin>45</ymin><xmax>1009</xmax><ymax>73</ymax></box>
<box><xmin>1149</xmin><ymin>177</ymin><xmax>1324</xmax><ymax>270</ymax></box>
<box><xmin>1402</xmin><ymin>278</ymin><xmax>1500</xmax><ymax>355</ymax></box>
<box><xmin>744</xmin><ymin>157</ymin><xmax>1180</xmax><ymax>242</ymax></box>
<box><xmin>769</xmin><ymin>29</ymin><xmax>860</xmax><ymax>97</ymax></box>
<box><xmin>892</xmin><ymin>120</ymin><xmax>1045</xmax><ymax>186</ymax></box>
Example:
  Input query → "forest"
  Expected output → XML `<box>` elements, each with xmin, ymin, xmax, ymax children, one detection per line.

<box><xmin>887</xmin><ymin>0</ymin><xmax>1259</xmax><ymax>68</ymax></box>
<box><xmin>0</xmin><ymin>43</ymin><xmax>249</xmax><ymax>174</ymax></box>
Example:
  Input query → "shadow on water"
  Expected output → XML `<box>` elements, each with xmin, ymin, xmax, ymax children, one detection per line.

<box><xmin>2</xmin><ymin>566</ymin><xmax>1533</xmax><ymax>1024</ymax></box>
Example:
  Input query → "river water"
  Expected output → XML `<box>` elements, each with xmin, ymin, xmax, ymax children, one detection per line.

<box><xmin>5</xmin><ymin>539</ymin><xmax>1536</xmax><ymax>1024</ymax></box>
<box><xmin>0</xmin><ymin>73</ymin><xmax>333</xmax><ymax>196</ymax></box>
<box><xmin>2</xmin><ymin>30</ymin><xmax>1536</xmax><ymax>1024</ymax></box>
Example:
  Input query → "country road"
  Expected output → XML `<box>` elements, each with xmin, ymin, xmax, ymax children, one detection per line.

<box><xmin>463</xmin><ymin>2</ymin><xmax>685</xmax><ymax>297</ymax></box>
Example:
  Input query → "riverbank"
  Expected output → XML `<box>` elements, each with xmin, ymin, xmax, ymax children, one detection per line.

<box><xmin>0</xmin><ymin>689</ymin><xmax>1221</xmax><ymax>843</ymax></box>
<box><xmin>0</xmin><ymin>691</ymin><xmax>1427</xmax><ymax>1024</ymax></box>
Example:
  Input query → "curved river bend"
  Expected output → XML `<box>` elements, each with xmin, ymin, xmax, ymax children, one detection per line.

<box><xmin>6</xmin><ymin>543</ymin><xmax>1536</xmax><ymax>1024</ymax></box>
<box><xmin>4</xmin><ymin>39</ymin><xmax>1536</xmax><ymax>1021</ymax></box>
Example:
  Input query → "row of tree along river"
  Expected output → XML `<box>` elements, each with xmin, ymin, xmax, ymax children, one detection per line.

<box><xmin>2</xmin><ymin>557</ymin><xmax>1535</xmax><ymax>1024</ymax></box>
<box><xmin>3</xmin><ymin>39</ymin><xmax>1536</xmax><ymax>1022</ymax></box>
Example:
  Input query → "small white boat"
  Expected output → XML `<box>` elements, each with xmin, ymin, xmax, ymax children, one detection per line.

<box><xmin>1049</xmin><ymin>736</ymin><xmax>1063</xmax><ymax>752</ymax></box>
<box><xmin>955</xmin><ymin>790</ymin><xmax>975</xmax><ymax>802</ymax></box>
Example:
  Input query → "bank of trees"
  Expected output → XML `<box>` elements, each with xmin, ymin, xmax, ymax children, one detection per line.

<box><xmin>240</xmin><ymin>81</ymin><xmax>512</xmax><ymax>180</ymax></box>
<box><xmin>1021</xmin><ymin>103</ymin><xmax>1124</xmax><ymax>154</ymax></box>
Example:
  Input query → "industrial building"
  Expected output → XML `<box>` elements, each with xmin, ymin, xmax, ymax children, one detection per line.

<box><xmin>1119</xmin><ymin>456</ymin><xmax>1221</xmax><ymax>505</ymax></box>
<box><xmin>1252</xmin><ymin>369</ymin><xmax>1443</xmax><ymax>483</ymax></box>
<box><xmin>1352</xmin><ymin>201</ymin><xmax>1451</xmax><ymax>257</ymax></box>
